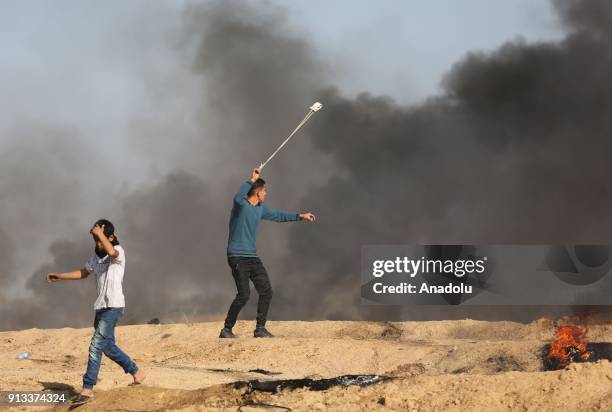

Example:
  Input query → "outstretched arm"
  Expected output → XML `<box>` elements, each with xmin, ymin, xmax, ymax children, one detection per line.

<box><xmin>262</xmin><ymin>205</ymin><xmax>316</xmax><ymax>222</ymax></box>
<box><xmin>47</xmin><ymin>268</ymin><xmax>90</xmax><ymax>282</ymax></box>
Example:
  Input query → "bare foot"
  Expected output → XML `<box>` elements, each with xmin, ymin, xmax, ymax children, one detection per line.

<box><xmin>131</xmin><ymin>369</ymin><xmax>146</xmax><ymax>385</ymax></box>
<box><xmin>80</xmin><ymin>387</ymin><xmax>94</xmax><ymax>397</ymax></box>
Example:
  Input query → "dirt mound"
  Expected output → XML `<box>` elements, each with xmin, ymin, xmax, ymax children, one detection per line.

<box><xmin>0</xmin><ymin>320</ymin><xmax>610</xmax><ymax>411</ymax></box>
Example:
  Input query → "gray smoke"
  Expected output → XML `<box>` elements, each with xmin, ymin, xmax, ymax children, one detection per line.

<box><xmin>0</xmin><ymin>125</ymin><xmax>100</xmax><ymax>329</ymax></box>
<box><xmin>0</xmin><ymin>0</ymin><xmax>329</xmax><ymax>329</ymax></box>
<box><xmin>0</xmin><ymin>226</ymin><xmax>14</xmax><ymax>293</ymax></box>
<box><xmin>1</xmin><ymin>0</ymin><xmax>611</xmax><ymax>330</ymax></box>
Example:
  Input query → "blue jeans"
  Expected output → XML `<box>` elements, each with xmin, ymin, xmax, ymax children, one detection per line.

<box><xmin>82</xmin><ymin>307</ymin><xmax>138</xmax><ymax>389</ymax></box>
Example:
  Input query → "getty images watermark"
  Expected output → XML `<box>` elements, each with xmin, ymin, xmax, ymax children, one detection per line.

<box><xmin>371</xmin><ymin>256</ymin><xmax>487</xmax><ymax>294</ymax></box>
<box><xmin>361</xmin><ymin>245</ymin><xmax>612</xmax><ymax>305</ymax></box>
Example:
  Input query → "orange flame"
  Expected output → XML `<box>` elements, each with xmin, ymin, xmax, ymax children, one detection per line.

<box><xmin>547</xmin><ymin>325</ymin><xmax>591</xmax><ymax>367</ymax></box>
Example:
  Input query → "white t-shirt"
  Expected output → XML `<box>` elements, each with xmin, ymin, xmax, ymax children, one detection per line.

<box><xmin>84</xmin><ymin>245</ymin><xmax>126</xmax><ymax>310</ymax></box>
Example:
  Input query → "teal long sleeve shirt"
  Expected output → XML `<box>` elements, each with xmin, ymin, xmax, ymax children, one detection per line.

<box><xmin>227</xmin><ymin>181</ymin><xmax>300</xmax><ymax>257</ymax></box>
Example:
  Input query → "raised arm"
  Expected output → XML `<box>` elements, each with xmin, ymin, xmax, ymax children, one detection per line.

<box><xmin>233</xmin><ymin>168</ymin><xmax>260</xmax><ymax>205</ymax></box>
<box><xmin>91</xmin><ymin>224</ymin><xmax>118</xmax><ymax>258</ymax></box>
<box><xmin>233</xmin><ymin>181</ymin><xmax>253</xmax><ymax>205</ymax></box>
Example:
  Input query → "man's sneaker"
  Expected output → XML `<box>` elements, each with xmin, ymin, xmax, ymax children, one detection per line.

<box><xmin>253</xmin><ymin>327</ymin><xmax>274</xmax><ymax>338</ymax></box>
<box><xmin>219</xmin><ymin>328</ymin><xmax>237</xmax><ymax>338</ymax></box>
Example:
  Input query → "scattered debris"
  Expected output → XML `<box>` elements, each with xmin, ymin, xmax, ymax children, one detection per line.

<box><xmin>248</xmin><ymin>369</ymin><xmax>282</xmax><ymax>376</ymax></box>
<box><xmin>380</xmin><ymin>322</ymin><xmax>402</xmax><ymax>340</ymax></box>
<box><xmin>30</xmin><ymin>358</ymin><xmax>53</xmax><ymax>364</ymax></box>
<box><xmin>451</xmin><ymin>366</ymin><xmax>471</xmax><ymax>374</ymax></box>
<box><xmin>148</xmin><ymin>318</ymin><xmax>161</xmax><ymax>325</ymax></box>
<box><xmin>485</xmin><ymin>355</ymin><xmax>524</xmax><ymax>372</ymax></box>
<box><xmin>17</xmin><ymin>351</ymin><xmax>30</xmax><ymax>360</ymax></box>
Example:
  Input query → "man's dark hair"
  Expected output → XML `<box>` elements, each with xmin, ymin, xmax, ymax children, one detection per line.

<box><xmin>247</xmin><ymin>178</ymin><xmax>266</xmax><ymax>197</ymax></box>
<box><xmin>95</xmin><ymin>218</ymin><xmax>120</xmax><ymax>245</ymax></box>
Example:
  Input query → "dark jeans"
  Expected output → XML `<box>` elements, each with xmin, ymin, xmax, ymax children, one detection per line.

<box><xmin>224</xmin><ymin>256</ymin><xmax>273</xmax><ymax>329</ymax></box>
<box><xmin>82</xmin><ymin>307</ymin><xmax>138</xmax><ymax>389</ymax></box>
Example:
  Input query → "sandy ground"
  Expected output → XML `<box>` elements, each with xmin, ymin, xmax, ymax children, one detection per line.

<box><xmin>0</xmin><ymin>318</ymin><xmax>611</xmax><ymax>411</ymax></box>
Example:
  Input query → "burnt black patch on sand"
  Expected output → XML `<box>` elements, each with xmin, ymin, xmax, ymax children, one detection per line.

<box><xmin>236</xmin><ymin>375</ymin><xmax>391</xmax><ymax>394</ymax></box>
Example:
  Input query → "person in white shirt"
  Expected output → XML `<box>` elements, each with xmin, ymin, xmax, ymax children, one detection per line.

<box><xmin>47</xmin><ymin>219</ymin><xmax>145</xmax><ymax>405</ymax></box>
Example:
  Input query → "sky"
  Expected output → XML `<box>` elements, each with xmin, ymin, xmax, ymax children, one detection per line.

<box><xmin>0</xmin><ymin>1</ymin><xmax>563</xmax><ymax>123</ymax></box>
<box><xmin>281</xmin><ymin>0</ymin><xmax>563</xmax><ymax>102</ymax></box>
